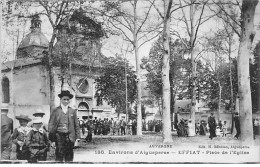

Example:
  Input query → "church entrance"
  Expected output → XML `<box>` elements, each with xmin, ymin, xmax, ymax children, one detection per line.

<box><xmin>77</xmin><ymin>102</ymin><xmax>92</xmax><ymax>120</ymax></box>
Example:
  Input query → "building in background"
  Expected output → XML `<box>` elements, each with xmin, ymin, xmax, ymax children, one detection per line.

<box><xmin>1</xmin><ymin>14</ymin><xmax>113</xmax><ymax>128</ymax></box>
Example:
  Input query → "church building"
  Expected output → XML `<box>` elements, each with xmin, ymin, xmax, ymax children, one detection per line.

<box><xmin>1</xmin><ymin>14</ymin><xmax>113</xmax><ymax>128</ymax></box>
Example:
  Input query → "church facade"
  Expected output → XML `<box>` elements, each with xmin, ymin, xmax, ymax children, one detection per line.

<box><xmin>1</xmin><ymin>15</ymin><xmax>113</xmax><ymax>128</ymax></box>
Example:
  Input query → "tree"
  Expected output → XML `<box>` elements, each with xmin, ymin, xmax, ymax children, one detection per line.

<box><xmin>93</xmin><ymin>0</ymin><xmax>160</xmax><ymax>135</ymax></box>
<box><xmin>161</xmin><ymin>0</ymin><xmax>173</xmax><ymax>143</ymax></box>
<box><xmin>210</xmin><ymin>0</ymin><xmax>241</xmax><ymax>38</ymax></box>
<box><xmin>237</xmin><ymin>0</ymin><xmax>258</xmax><ymax>142</ymax></box>
<box><xmin>203</xmin><ymin>32</ymin><xmax>231</xmax><ymax>121</ymax></box>
<box><xmin>148</xmin><ymin>0</ymin><xmax>214</xmax><ymax>138</ymax></box>
<box><xmin>142</xmin><ymin>36</ymin><xmax>189</xmax><ymax>129</ymax></box>
<box><xmin>251</xmin><ymin>42</ymin><xmax>260</xmax><ymax>113</ymax></box>
<box><xmin>0</xmin><ymin>0</ymin><xmax>4</xmax><ymax>156</ymax></box>
<box><xmin>95</xmin><ymin>56</ymin><xmax>137</xmax><ymax>117</ymax></box>
<box><xmin>177</xmin><ymin>0</ymin><xmax>213</xmax><ymax>136</ymax></box>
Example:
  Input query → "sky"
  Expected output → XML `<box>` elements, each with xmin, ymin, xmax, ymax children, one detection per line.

<box><xmin>1</xmin><ymin>0</ymin><xmax>260</xmax><ymax>67</ymax></box>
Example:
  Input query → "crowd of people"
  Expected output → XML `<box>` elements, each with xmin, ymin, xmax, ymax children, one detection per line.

<box><xmin>175</xmin><ymin>112</ymin><xmax>257</xmax><ymax>139</ymax></box>
<box><xmin>141</xmin><ymin>120</ymin><xmax>163</xmax><ymax>132</ymax></box>
<box><xmin>78</xmin><ymin>117</ymin><xmax>138</xmax><ymax>142</ymax></box>
<box><xmin>1</xmin><ymin>89</ymin><xmax>260</xmax><ymax>162</ymax></box>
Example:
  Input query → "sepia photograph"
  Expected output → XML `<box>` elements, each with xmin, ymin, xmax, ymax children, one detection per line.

<box><xmin>0</xmin><ymin>0</ymin><xmax>260</xmax><ymax>164</ymax></box>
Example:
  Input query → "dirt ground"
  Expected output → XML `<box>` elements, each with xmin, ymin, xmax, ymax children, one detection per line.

<box><xmin>4</xmin><ymin>131</ymin><xmax>259</xmax><ymax>163</ymax></box>
<box><xmin>66</xmin><ymin>131</ymin><xmax>260</xmax><ymax>163</ymax></box>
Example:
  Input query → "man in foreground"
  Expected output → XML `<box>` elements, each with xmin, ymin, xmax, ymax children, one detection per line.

<box><xmin>48</xmin><ymin>90</ymin><xmax>81</xmax><ymax>162</ymax></box>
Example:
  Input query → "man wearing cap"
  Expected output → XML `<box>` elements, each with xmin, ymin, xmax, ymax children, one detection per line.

<box><xmin>1</xmin><ymin>108</ymin><xmax>13</xmax><ymax>160</ymax></box>
<box><xmin>48</xmin><ymin>90</ymin><xmax>80</xmax><ymax>162</ymax></box>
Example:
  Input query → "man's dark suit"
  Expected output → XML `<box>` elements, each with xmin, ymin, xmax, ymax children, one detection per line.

<box><xmin>48</xmin><ymin>106</ymin><xmax>80</xmax><ymax>162</ymax></box>
<box><xmin>208</xmin><ymin>115</ymin><xmax>216</xmax><ymax>139</ymax></box>
<box><xmin>1</xmin><ymin>114</ymin><xmax>13</xmax><ymax>160</ymax></box>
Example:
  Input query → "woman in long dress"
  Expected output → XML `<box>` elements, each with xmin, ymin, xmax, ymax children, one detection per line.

<box><xmin>188</xmin><ymin>119</ymin><xmax>195</xmax><ymax>137</ymax></box>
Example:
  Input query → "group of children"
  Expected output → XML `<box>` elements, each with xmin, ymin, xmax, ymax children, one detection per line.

<box><xmin>215</xmin><ymin>120</ymin><xmax>227</xmax><ymax>137</ymax></box>
<box><xmin>12</xmin><ymin>110</ymin><xmax>49</xmax><ymax>162</ymax></box>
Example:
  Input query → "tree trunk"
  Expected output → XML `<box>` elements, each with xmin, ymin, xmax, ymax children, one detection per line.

<box><xmin>133</xmin><ymin>0</ymin><xmax>142</xmax><ymax>135</ymax></box>
<box><xmin>0</xmin><ymin>0</ymin><xmax>3</xmax><ymax>156</ymax></box>
<box><xmin>228</xmin><ymin>36</ymin><xmax>234</xmax><ymax>112</ymax></box>
<box><xmin>258</xmin><ymin>43</ymin><xmax>260</xmax><ymax>113</ymax></box>
<box><xmin>170</xmin><ymin>76</ymin><xmax>174</xmax><ymax>131</ymax></box>
<box><xmin>217</xmin><ymin>81</ymin><xmax>221</xmax><ymax>122</ymax></box>
<box><xmin>237</xmin><ymin>0</ymin><xmax>258</xmax><ymax>142</ymax></box>
<box><xmin>190</xmin><ymin>48</ymin><xmax>196</xmax><ymax>137</ymax></box>
<box><xmin>228</xmin><ymin>35</ymin><xmax>235</xmax><ymax>134</ymax></box>
<box><xmin>162</xmin><ymin>0</ymin><xmax>173</xmax><ymax>143</ymax></box>
<box><xmin>47</xmin><ymin>30</ymin><xmax>57</xmax><ymax>113</ymax></box>
<box><xmin>232</xmin><ymin>94</ymin><xmax>240</xmax><ymax>135</ymax></box>
<box><xmin>189</xmin><ymin>3</ymin><xmax>196</xmax><ymax>137</ymax></box>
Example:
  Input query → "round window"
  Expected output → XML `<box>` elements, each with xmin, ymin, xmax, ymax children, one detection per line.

<box><xmin>77</xmin><ymin>78</ymin><xmax>89</xmax><ymax>94</ymax></box>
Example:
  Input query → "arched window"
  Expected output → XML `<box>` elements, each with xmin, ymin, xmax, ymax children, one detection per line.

<box><xmin>2</xmin><ymin>77</ymin><xmax>10</xmax><ymax>103</ymax></box>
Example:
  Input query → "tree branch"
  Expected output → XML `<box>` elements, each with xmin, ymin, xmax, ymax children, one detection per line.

<box><xmin>37</xmin><ymin>0</ymin><xmax>54</xmax><ymax>27</ymax></box>
<box><xmin>192</xmin><ymin>0</ymin><xmax>208</xmax><ymax>47</ymax></box>
<box><xmin>148</xmin><ymin>0</ymin><xmax>164</xmax><ymax>19</ymax></box>
<box><xmin>137</xmin><ymin>0</ymin><xmax>155</xmax><ymax>34</ymax></box>
<box><xmin>179</xmin><ymin>0</ymin><xmax>191</xmax><ymax>36</ymax></box>
<box><xmin>208</xmin><ymin>5</ymin><xmax>240</xmax><ymax>37</ymax></box>
<box><xmin>138</xmin><ymin>30</ymin><xmax>162</xmax><ymax>49</ymax></box>
<box><xmin>108</xmin><ymin>19</ymin><xmax>133</xmax><ymax>45</ymax></box>
<box><xmin>212</xmin><ymin>0</ymin><xmax>241</xmax><ymax>28</ymax></box>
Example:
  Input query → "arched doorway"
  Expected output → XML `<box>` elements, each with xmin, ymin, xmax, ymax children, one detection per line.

<box><xmin>77</xmin><ymin>102</ymin><xmax>92</xmax><ymax>120</ymax></box>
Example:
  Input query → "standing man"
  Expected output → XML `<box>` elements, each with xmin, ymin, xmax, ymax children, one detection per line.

<box><xmin>208</xmin><ymin>112</ymin><xmax>216</xmax><ymax>140</ymax></box>
<box><xmin>48</xmin><ymin>90</ymin><xmax>81</xmax><ymax>162</ymax></box>
<box><xmin>132</xmin><ymin>119</ymin><xmax>137</xmax><ymax>135</ymax></box>
<box><xmin>109</xmin><ymin>118</ymin><xmax>114</xmax><ymax>135</ymax></box>
<box><xmin>234</xmin><ymin>112</ymin><xmax>240</xmax><ymax>139</ymax></box>
<box><xmin>85</xmin><ymin>119</ymin><xmax>93</xmax><ymax>142</ymax></box>
<box><xmin>93</xmin><ymin>117</ymin><xmax>98</xmax><ymax>135</ymax></box>
<box><xmin>120</xmin><ymin>119</ymin><xmax>126</xmax><ymax>135</ymax></box>
<box><xmin>1</xmin><ymin>108</ymin><xmax>13</xmax><ymax>160</ymax></box>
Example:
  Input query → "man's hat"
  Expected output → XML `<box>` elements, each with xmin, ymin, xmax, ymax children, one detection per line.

<box><xmin>32</xmin><ymin>118</ymin><xmax>43</xmax><ymax>124</ymax></box>
<box><xmin>33</xmin><ymin>109</ymin><xmax>45</xmax><ymax>117</ymax></box>
<box><xmin>58</xmin><ymin>90</ymin><xmax>73</xmax><ymax>99</ymax></box>
<box><xmin>15</xmin><ymin>115</ymin><xmax>32</xmax><ymax>122</ymax></box>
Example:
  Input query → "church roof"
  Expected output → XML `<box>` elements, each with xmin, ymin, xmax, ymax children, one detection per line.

<box><xmin>1</xmin><ymin>58</ymin><xmax>42</xmax><ymax>71</ymax></box>
<box><xmin>18</xmin><ymin>30</ymin><xmax>49</xmax><ymax>49</ymax></box>
<box><xmin>18</xmin><ymin>15</ymin><xmax>49</xmax><ymax>49</ymax></box>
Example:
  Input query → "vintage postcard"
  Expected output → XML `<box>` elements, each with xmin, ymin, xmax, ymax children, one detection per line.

<box><xmin>1</xmin><ymin>0</ymin><xmax>260</xmax><ymax>164</ymax></box>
